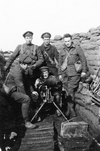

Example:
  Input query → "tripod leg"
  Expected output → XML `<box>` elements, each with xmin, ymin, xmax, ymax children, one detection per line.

<box><xmin>31</xmin><ymin>102</ymin><xmax>45</xmax><ymax>122</ymax></box>
<box><xmin>53</xmin><ymin>102</ymin><xmax>69</xmax><ymax>122</ymax></box>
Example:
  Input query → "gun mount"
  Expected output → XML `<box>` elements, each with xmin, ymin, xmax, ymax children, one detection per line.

<box><xmin>31</xmin><ymin>82</ymin><xmax>68</xmax><ymax>122</ymax></box>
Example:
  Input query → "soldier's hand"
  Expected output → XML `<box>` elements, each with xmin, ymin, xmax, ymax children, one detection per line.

<box><xmin>32</xmin><ymin>91</ymin><xmax>39</xmax><ymax>100</ymax></box>
<box><xmin>81</xmin><ymin>72</ymin><xmax>86</xmax><ymax>78</ymax></box>
<box><xmin>59</xmin><ymin>75</ymin><xmax>63</xmax><ymax>81</ymax></box>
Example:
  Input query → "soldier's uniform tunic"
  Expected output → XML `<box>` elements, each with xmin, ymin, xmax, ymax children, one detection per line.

<box><xmin>6</xmin><ymin>43</ymin><xmax>43</xmax><ymax>70</ymax></box>
<box><xmin>38</xmin><ymin>44</ymin><xmax>59</xmax><ymax>77</ymax></box>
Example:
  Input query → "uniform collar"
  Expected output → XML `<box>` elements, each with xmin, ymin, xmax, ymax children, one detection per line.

<box><xmin>25</xmin><ymin>43</ymin><xmax>33</xmax><ymax>46</ymax></box>
<box><xmin>63</xmin><ymin>42</ymin><xmax>75</xmax><ymax>51</ymax></box>
<box><xmin>42</xmin><ymin>43</ymin><xmax>51</xmax><ymax>51</ymax></box>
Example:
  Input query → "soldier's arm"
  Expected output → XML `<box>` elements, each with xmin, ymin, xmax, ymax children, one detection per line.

<box><xmin>5</xmin><ymin>45</ymin><xmax>21</xmax><ymax>69</ymax></box>
<box><xmin>35</xmin><ymin>47</ymin><xmax>44</xmax><ymax>67</ymax></box>
<box><xmin>77</xmin><ymin>46</ymin><xmax>87</xmax><ymax>73</ymax></box>
<box><xmin>35</xmin><ymin>78</ymin><xmax>40</xmax><ymax>89</ymax></box>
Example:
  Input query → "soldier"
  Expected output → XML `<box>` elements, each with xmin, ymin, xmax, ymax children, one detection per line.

<box><xmin>35</xmin><ymin>66</ymin><xmax>62</xmax><ymax>90</ymax></box>
<box><xmin>3</xmin><ymin>55</ymin><xmax>38</xmax><ymax>129</ymax></box>
<box><xmin>35</xmin><ymin>66</ymin><xmax>62</xmax><ymax>116</ymax></box>
<box><xmin>5</xmin><ymin>31</ymin><xmax>43</xmax><ymax>73</ymax></box>
<box><xmin>38</xmin><ymin>32</ymin><xmax>59</xmax><ymax>77</ymax></box>
<box><xmin>58</xmin><ymin>33</ymin><xmax>87</xmax><ymax>118</ymax></box>
<box><xmin>5</xmin><ymin>31</ymin><xmax>44</xmax><ymax>90</ymax></box>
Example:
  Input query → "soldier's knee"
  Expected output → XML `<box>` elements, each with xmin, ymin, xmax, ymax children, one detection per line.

<box><xmin>23</xmin><ymin>95</ymin><xmax>30</xmax><ymax>103</ymax></box>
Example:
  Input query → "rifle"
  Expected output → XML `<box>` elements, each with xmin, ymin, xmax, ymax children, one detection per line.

<box><xmin>91</xmin><ymin>93</ymin><xmax>100</xmax><ymax>106</ymax></box>
<box><xmin>90</xmin><ymin>67</ymin><xmax>100</xmax><ymax>91</ymax></box>
<box><xmin>44</xmin><ymin>51</ymin><xmax>58</xmax><ymax>68</ymax></box>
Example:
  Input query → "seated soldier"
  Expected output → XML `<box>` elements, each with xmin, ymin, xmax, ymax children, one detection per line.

<box><xmin>3</xmin><ymin>55</ymin><xmax>37</xmax><ymax>129</ymax></box>
<box><xmin>35</xmin><ymin>66</ymin><xmax>62</xmax><ymax>116</ymax></box>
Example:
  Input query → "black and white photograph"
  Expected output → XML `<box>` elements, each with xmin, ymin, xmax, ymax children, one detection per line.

<box><xmin>0</xmin><ymin>0</ymin><xmax>100</xmax><ymax>150</ymax></box>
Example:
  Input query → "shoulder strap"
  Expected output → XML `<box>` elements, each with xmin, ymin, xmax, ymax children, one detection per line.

<box><xmin>20</xmin><ymin>44</ymin><xmax>24</xmax><ymax>54</ymax></box>
<box><xmin>44</xmin><ymin>51</ymin><xmax>54</xmax><ymax>64</ymax></box>
<box><xmin>66</xmin><ymin>49</ymin><xmax>70</xmax><ymax>58</ymax></box>
<box><xmin>61</xmin><ymin>50</ymin><xmax>71</xmax><ymax>71</ymax></box>
<box><xmin>54</xmin><ymin>57</ymin><xmax>58</xmax><ymax>68</ymax></box>
<box><xmin>4</xmin><ymin>72</ymin><xmax>10</xmax><ymax>85</ymax></box>
<box><xmin>32</xmin><ymin>45</ymin><xmax>37</xmax><ymax>56</ymax></box>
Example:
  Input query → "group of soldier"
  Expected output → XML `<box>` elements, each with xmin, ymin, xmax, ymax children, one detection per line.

<box><xmin>2</xmin><ymin>31</ymin><xmax>89</xmax><ymax>129</ymax></box>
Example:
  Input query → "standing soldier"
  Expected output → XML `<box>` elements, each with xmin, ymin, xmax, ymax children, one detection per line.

<box><xmin>59</xmin><ymin>34</ymin><xmax>87</xmax><ymax>118</ymax></box>
<box><xmin>5</xmin><ymin>31</ymin><xmax>43</xmax><ymax>72</ymax></box>
<box><xmin>5</xmin><ymin>31</ymin><xmax>44</xmax><ymax>89</ymax></box>
<box><xmin>38</xmin><ymin>32</ymin><xmax>59</xmax><ymax>77</ymax></box>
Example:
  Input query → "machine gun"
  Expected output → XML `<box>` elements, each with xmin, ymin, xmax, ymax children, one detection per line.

<box><xmin>31</xmin><ymin>84</ymin><xmax>68</xmax><ymax>122</ymax></box>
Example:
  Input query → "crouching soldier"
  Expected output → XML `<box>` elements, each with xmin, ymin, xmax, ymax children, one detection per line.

<box><xmin>3</xmin><ymin>55</ymin><xmax>37</xmax><ymax>129</ymax></box>
<box><xmin>35</xmin><ymin>66</ymin><xmax>62</xmax><ymax>116</ymax></box>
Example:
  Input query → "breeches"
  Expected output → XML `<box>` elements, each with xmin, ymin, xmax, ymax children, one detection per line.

<box><xmin>11</xmin><ymin>92</ymin><xmax>30</xmax><ymax>103</ymax></box>
<box><xmin>67</xmin><ymin>75</ymin><xmax>80</xmax><ymax>101</ymax></box>
<box><xmin>11</xmin><ymin>92</ymin><xmax>30</xmax><ymax>121</ymax></box>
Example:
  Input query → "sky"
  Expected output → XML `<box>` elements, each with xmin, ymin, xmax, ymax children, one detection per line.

<box><xmin>0</xmin><ymin>0</ymin><xmax>100</xmax><ymax>51</ymax></box>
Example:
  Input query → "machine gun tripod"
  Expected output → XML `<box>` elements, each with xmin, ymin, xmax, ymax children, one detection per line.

<box><xmin>31</xmin><ymin>85</ymin><xmax>68</xmax><ymax>122</ymax></box>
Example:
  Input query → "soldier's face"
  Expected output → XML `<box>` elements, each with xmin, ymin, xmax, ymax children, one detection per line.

<box><xmin>63</xmin><ymin>37</ymin><xmax>72</xmax><ymax>47</ymax></box>
<box><xmin>25</xmin><ymin>36</ymin><xmax>33</xmax><ymax>44</ymax></box>
<box><xmin>43</xmin><ymin>38</ymin><xmax>50</xmax><ymax>46</ymax></box>
<box><xmin>43</xmin><ymin>71</ymin><xmax>49</xmax><ymax>79</ymax></box>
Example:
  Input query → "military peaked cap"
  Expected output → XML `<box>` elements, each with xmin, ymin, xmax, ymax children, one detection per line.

<box><xmin>23</xmin><ymin>31</ymin><xmax>33</xmax><ymax>38</ymax></box>
<box><xmin>41</xmin><ymin>32</ymin><xmax>51</xmax><ymax>39</ymax></box>
<box><xmin>40</xmin><ymin>66</ymin><xmax>49</xmax><ymax>72</ymax></box>
<box><xmin>63</xmin><ymin>33</ymin><xmax>72</xmax><ymax>39</ymax></box>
